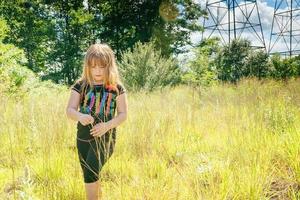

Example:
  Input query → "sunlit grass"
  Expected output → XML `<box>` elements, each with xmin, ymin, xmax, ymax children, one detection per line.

<box><xmin>0</xmin><ymin>77</ymin><xmax>299</xmax><ymax>199</ymax></box>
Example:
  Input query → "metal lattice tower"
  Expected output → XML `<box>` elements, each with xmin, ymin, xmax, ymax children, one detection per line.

<box><xmin>269</xmin><ymin>0</ymin><xmax>300</xmax><ymax>57</ymax></box>
<box><xmin>202</xmin><ymin>0</ymin><xmax>266</xmax><ymax>50</ymax></box>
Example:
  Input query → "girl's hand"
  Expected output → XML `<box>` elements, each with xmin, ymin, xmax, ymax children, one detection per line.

<box><xmin>90</xmin><ymin>122</ymin><xmax>110</xmax><ymax>137</ymax></box>
<box><xmin>78</xmin><ymin>114</ymin><xmax>94</xmax><ymax>126</ymax></box>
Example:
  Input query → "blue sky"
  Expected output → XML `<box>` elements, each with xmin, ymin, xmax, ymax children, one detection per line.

<box><xmin>266</xmin><ymin>0</ymin><xmax>274</xmax><ymax>6</ymax></box>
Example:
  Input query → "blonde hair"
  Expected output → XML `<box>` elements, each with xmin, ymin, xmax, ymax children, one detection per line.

<box><xmin>75</xmin><ymin>43</ymin><xmax>124</xmax><ymax>102</ymax></box>
<box><xmin>79</xmin><ymin>43</ymin><xmax>122</xmax><ymax>87</ymax></box>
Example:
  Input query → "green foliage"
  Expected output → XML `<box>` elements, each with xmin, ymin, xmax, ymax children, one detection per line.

<box><xmin>244</xmin><ymin>50</ymin><xmax>270</xmax><ymax>79</ymax></box>
<box><xmin>295</xmin><ymin>55</ymin><xmax>300</xmax><ymax>76</ymax></box>
<box><xmin>269</xmin><ymin>54</ymin><xmax>299</xmax><ymax>79</ymax></box>
<box><xmin>0</xmin><ymin>1</ymin><xmax>205</xmax><ymax>85</ymax></box>
<box><xmin>152</xmin><ymin>0</ymin><xmax>205</xmax><ymax>57</ymax></box>
<box><xmin>0</xmin><ymin>18</ymin><xmax>9</xmax><ymax>40</ymax></box>
<box><xmin>212</xmin><ymin>38</ymin><xmax>299</xmax><ymax>82</ymax></box>
<box><xmin>0</xmin><ymin>44</ymin><xmax>36</xmax><ymax>98</ymax></box>
<box><xmin>214</xmin><ymin>39</ymin><xmax>251</xmax><ymax>83</ymax></box>
<box><xmin>0</xmin><ymin>19</ymin><xmax>30</xmax><ymax>96</ymax></box>
<box><xmin>0</xmin><ymin>1</ymin><xmax>54</xmax><ymax>73</ymax></box>
<box><xmin>182</xmin><ymin>38</ymin><xmax>219</xmax><ymax>88</ymax></box>
<box><xmin>118</xmin><ymin>41</ymin><xmax>181</xmax><ymax>92</ymax></box>
<box><xmin>0</xmin><ymin>18</ymin><xmax>61</xmax><ymax>99</ymax></box>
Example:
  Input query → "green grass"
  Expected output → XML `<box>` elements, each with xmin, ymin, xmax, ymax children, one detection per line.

<box><xmin>0</xmin><ymin>78</ymin><xmax>299</xmax><ymax>199</ymax></box>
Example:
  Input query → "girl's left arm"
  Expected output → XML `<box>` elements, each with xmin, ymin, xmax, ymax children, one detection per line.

<box><xmin>106</xmin><ymin>93</ymin><xmax>128</xmax><ymax>129</ymax></box>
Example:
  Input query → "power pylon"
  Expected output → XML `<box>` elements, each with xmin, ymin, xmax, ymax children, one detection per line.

<box><xmin>202</xmin><ymin>0</ymin><xmax>266</xmax><ymax>50</ymax></box>
<box><xmin>269</xmin><ymin>0</ymin><xmax>300</xmax><ymax>57</ymax></box>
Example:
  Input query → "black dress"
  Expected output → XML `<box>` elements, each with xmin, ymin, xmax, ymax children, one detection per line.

<box><xmin>71</xmin><ymin>80</ymin><xmax>126</xmax><ymax>183</ymax></box>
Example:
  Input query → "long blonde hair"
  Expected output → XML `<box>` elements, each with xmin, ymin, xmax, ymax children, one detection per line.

<box><xmin>79</xmin><ymin>43</ymin><xmax>122</xmax><ymax>87</ymax></box>
<box><xmin>75</xmin><ymin>43</ymin><xmax>124</xmax><ymax>100</ymax></box>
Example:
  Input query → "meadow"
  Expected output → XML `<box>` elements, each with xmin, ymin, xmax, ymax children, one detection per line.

<box><xmin>0</xmin><ymin>78</ymin><xmax>299</xmax><ymax>200</ymax></box>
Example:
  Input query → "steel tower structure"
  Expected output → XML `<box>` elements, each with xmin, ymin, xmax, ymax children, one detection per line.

<box><xmin>269</xmin><ymin>0</ymin><xmax>300</xmax><ymax>57</ymax></box>
<box><xmin>202</xmin><ymin>0</ymin><xmax>266</xmax><ymax>50</ymax></box>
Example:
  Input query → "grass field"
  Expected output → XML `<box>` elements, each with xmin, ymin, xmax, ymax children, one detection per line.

<box><xmin>0</xmin><ymin>78</ymin><xmax>299</xmax><ymax>200</ymax></box>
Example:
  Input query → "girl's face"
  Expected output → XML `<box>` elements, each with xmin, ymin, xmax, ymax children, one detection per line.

<box><xmin>90</xmin><ymin>59</ymin><xmax>106</xmax><ymax>84</ymax></box>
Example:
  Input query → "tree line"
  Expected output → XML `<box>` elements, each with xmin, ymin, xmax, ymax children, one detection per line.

<box><xmin>1</xmin><ymin>1</ymin><xmax>299</xmax><ymax>95</ymax></box>
<box><xmin>0</xmin><ymin>0</ymin><xmax>204</xmax><ymax>85</ymax></box>
<box><xmin>183</xmin><ymin>38</ymin><xmax>300</xmax><ymax>87</ymax></box>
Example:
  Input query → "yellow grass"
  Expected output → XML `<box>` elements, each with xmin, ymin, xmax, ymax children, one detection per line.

<box><xmin>0</xmin><ymin>78</ymin><xmax>299</xmax><ymax>199</ymax></box>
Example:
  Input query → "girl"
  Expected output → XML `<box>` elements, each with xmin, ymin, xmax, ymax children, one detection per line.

<box><xmin>66</xmin><ymin>43</ymin><xmax>128</xmax><ymax>200</ymax></box>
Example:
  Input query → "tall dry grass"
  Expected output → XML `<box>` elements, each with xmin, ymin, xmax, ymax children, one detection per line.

<box><xmin>0</xmin><ymin>78</ymin><xmax>299</xmax><ymax>199</ymax></box>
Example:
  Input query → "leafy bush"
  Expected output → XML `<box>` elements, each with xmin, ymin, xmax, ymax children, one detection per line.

<box><xmin>118</xmin><ymin>41</ymin><xmax>181</xmax><ymax>92</ymax></box>
<box><xmin>269</xmin><ymin>54</ymin><xmax>298</xmax><ymax>80</ymax></box>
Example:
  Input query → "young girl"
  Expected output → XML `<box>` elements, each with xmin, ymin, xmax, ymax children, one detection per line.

<box><xmin>66</xmin><ymin>43</ymin><xmax>128</xmax><ymax>200</ymax></box>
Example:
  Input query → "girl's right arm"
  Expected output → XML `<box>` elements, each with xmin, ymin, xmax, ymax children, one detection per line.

<box><xmin>66</xmin><ymin>90</ymin><xmax>94</xmax><ymax>125</ymax></box>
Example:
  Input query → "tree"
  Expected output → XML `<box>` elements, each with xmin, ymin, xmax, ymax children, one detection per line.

<box><xmin>0</xmin><ymin>0</ymin><xmax>205</xmax><ymax>85</ymax></box>
<box><xmin>41</xmin><ymin>0</ymin><xmax>94</xmax><ymax>84</ymax></box>
<box><xmin>152</xmin><ymin>0</ymin><xmax>205</xmax><ymax>57</ymax></box>
<box><xmin>0</xmin><ymin>1</ymin><xmax>54</xmax><ymax>73</ymax></box>
<box><xmin>244</xmin><ymin>50</ymin><xmax>270</xmax><ymax>79</ymax></box>
<box><xmin>214</xmin><ymin>39</ymin><xmax>251</xmax><ymax>83</ymax></box>
<box><xmin>182</xmin><ymin>37</ymin><xmax>219</xmax><ymax>87</ymax></box>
